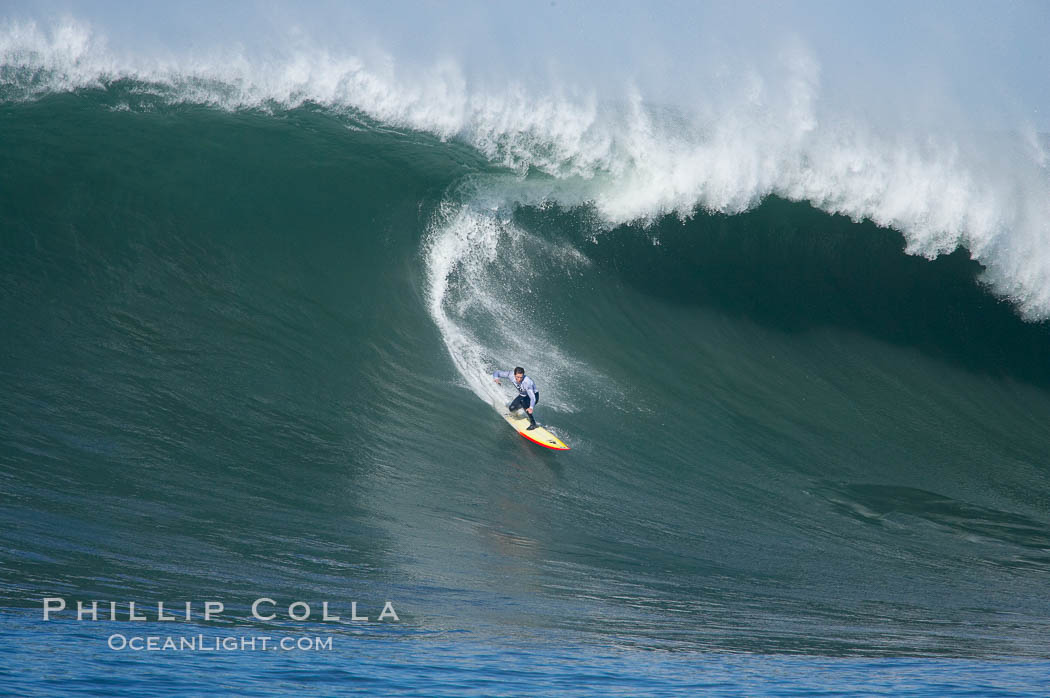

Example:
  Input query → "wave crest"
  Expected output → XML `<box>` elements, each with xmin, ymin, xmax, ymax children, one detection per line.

<box><xmin>3</xmin><ymin>17</ymin><xmax>1050</xmax><ymax>319</ymax></box>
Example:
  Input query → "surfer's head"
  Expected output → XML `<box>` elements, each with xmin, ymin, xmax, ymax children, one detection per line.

<box><xmin>514</xmin><ymin>367</ymin><xmax>525</xmax><ymax>379</ymax></box>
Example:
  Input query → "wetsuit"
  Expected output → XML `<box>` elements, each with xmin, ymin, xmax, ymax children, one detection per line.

<box><xmin>492</xmin><ymin>370</ymin><xmax>539</xmax><ymax>426</ymax></box>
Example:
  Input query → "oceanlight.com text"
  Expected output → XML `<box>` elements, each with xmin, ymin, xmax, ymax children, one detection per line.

<box><xmin>107</xmin><ymin>634</ymin><xmax>334</xmax><ymax>652</ymax></box>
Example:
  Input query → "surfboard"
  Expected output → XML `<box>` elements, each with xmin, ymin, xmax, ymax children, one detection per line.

<box><xmin>500</xmin><ymin>408</ymin><xmax>570</xmax><ymax>451</ymax></box>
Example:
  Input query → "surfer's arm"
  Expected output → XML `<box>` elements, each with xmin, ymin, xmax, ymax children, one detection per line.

<box><xmin>525</xmin><ymin>380</ymin><xmax>537</xmax><ymax>410</ymax></box>
<box><xmin>492</xmin><ymin>370</ymin><xmax>512</xmax><ymax>382</ymax></box>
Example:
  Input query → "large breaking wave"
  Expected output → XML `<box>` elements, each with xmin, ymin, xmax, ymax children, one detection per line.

<box><xmin>3</xmin><ymin>16</ymin><xmax>1049</xmax><ymax>413</ymax></box>
<box><xmin>6</xmin><ymin>11</ymin><xmax>1050</xmax><ymax>663</ymax></box>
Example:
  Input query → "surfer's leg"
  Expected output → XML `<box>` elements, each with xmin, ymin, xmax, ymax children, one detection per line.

<box><xmin>525</xmin><ymin>392</ymin><xmax>537</xmax><ymax>428</ymax></box>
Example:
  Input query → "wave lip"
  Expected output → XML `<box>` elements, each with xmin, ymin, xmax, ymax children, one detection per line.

<box><xmin>4</xmin><ymin>17</ymin><xmax>1050</xmax><ymax>320</ymax></box>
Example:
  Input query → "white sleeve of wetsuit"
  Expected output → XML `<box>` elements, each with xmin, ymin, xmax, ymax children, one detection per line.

<box><xmin>492</xmin><ymin>370</ymin><xmax>512</xmax><ymax>379</ymax></box>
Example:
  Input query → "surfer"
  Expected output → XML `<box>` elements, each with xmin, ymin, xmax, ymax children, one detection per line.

<box><xmin>492</xmin><ymin>367</ymin><xmax>539</xmax><ymax>430</ymax></box>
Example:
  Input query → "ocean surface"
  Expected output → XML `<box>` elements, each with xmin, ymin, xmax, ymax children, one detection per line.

<box><xmin>3</xmin><ymin>16</ymin><xmax>1050</xmax><ymax>696</ymax></box>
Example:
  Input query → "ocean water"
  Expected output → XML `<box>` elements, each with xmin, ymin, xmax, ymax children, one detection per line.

<box><xmin>3</xmin><ymin>14</ymin><xmax>1050</xmax><ymax>696</ymax></box>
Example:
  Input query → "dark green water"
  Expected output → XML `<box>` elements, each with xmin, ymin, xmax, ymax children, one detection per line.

<box><xmin>4</xmin><ymin>91</ymin><xmax>1050</xmax><ymax>694</ymax></box>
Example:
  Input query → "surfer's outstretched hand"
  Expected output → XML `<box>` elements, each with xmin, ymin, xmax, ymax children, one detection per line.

<box><xmin>493</xmin><ymin>378</ymin><xmax>500</xmax><ymax>384</ymax></box>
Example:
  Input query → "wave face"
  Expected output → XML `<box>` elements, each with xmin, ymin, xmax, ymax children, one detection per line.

<box><xmin>4</xmin><ymin>15</ymin><xmax>1050</xmax><ymax>687</ymax></box>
